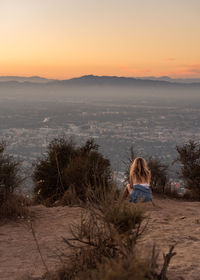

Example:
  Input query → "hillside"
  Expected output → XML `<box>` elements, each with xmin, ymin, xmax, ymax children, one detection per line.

<box><xmin>0</xmin><ymin>197</ymin><xmax>200</xmax><ymax>280</ymax></box>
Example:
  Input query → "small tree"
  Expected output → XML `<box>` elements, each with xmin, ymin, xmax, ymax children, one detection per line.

<box><xmin>176</xmin><ymin>140</ymin><xmax>200</xmax><ymax>199</ymax></box>
<box><xmin>147</xmin><ymin>157</ymin><xmax>168</xmax><ymax>193</ymax></box>
<box><xmin>33</xmin><ymin>137</ymin><xmax>77</xmax><ymax>204</ymax></box>
<box><xmin>33</xmin><ymin>137</ymin><xmax>112</xmax><ymax>205</ymax></box>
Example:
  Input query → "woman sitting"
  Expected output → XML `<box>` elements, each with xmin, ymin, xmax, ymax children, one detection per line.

<box><xmin>123</xmin><ymin>157</ymin><xmax>152</xmax><ymax>203</ymax></box>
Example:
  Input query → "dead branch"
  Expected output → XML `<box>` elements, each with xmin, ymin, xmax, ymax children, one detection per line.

<box><xmin>158</xmin><ymin>245</ymin><xmax>176</xmax><ymax>280</ymax></box>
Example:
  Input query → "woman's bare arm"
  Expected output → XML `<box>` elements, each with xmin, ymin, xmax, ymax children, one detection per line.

<box><xmin>122</xmin><ymin>184</ymin><xmax>133</xmax><ymax>199</ymax></box>
<box><xmin>122</xmin><ymin>185</ymin><xmax>129</xmax><ymax>199</ymax></box>
<box><xmin>130</xmin><ymin>176</ymin><xmax>133</xmax><ymax>188</ymax></box>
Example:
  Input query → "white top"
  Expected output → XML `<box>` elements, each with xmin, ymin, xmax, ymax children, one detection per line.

<box><xmin>133</xmin><ymin>183</ymin><xmax>149</xmax><ymax>188</ymax></box>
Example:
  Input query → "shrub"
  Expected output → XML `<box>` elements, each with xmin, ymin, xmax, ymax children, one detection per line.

<box><xmin>0</xmin><ymin>194</ymin><xmax>29</xmax><ymax>223</ymax></box>
<box><xmin>89</xmin><ymin>245</ymin><xmax>176</xmax><ymax>280</ymax></box>
<box><xmin>104</xmin><ymin>200</ymin><xmax>144</xmax><ymax>235</ymax></box>
<box><xmin>175</xmin><ymin>140</ymin><xmax>200</xmax><ymax>199</ymax></box>
<box><xmin>147</xmin><ymin>157</ymin><xmax>169</xmax><ymax>194</ymax></box>
<box><xmin>0</xmin><ymin>142</ymin><xmax>21</xmax><ymax>202</ymax></box>
<box><xmin>33</xmin><ymin>137</ymin><xmax>76</xmax><ymax>205</ymax></box>
<box><xmin>63</xmin><ymin>149</ymin><xmax>111</xmax><ymax>202</ymax></box>
<box><xmin>89</xmin><ymin>253</ymin><xmax>157</xmax><ymax>280</ymax></box>
<box><xmin>0</xmin><ymin>141</ymin><xmax>28</xmax><ymax>222</ymax></box>
<box><xmin>33</xmin><ymin>137</ymin><xmax>112</xmax><ymax>205</ymax></box>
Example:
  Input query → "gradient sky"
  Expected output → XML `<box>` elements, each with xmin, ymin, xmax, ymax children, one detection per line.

<box><xmin>0</xmin><ymin>0</ymin><xmax>200</xmax><ymax>79</ymax></box>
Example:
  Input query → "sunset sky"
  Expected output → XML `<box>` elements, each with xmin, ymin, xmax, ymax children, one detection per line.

<box><xmin>0</xmin><ymin>0</ymin><xmax>200</xmax><ymax>79</ymax></box>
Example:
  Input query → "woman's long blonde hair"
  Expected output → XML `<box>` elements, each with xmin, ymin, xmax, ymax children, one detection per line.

<box><xmin>129</xmin><ymin>157</ymin><xmax>151</xmax><ymax>186</ymax></box>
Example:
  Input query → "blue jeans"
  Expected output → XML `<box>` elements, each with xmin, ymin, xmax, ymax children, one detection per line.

<box><xmin>129</xmin><ymin>184</ymin><xmax>153</xmax><ymax>203</ymax></box>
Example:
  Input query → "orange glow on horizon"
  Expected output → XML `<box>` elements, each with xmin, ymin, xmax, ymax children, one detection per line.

<box><xmin>1</xmin><ymin>63</ymin><xmax>200</xmax><ymax>80</ymax></box>
<box><xmin>1</xmin><ymin>1</ymin><xmax>200</xmax><ymax>79</ymax></box>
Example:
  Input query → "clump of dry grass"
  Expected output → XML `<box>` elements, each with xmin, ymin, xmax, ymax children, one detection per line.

<box><xmin>42</xmin><ymin>244</ymin><xmax>176</xmax><ymax>280</ymax></box>
<box><xmin>60</xmin><ymin>185</ymin><xmax>81</xmax><ymax>206</ymax></box>
<box><xmin>86</xmin><ymin>245</ymin><xmax>176</xmax><ymax>280</ymax></box>
<box><xmin>27</xmin><ymin>182</ymin><xmax>176</xmax><ymax>280</ymax></box>
<box><xmin>41</xmin><ymin>189</ymin><xmax>148</xmax><ymax>280</ymax></box>
<box><xmin>104</xmin><ymin>200</ymin><xmax>144</xmax><ymax>234</ymax></box>
<box><xmin>88</xmin><ymin>253</ymin><xmax>157</xmax><ymax>280</ymax></box>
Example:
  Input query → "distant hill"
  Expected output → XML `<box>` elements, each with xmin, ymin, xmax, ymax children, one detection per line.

<box><xmin>137</xmin><ymin>76</ymin><xmax>200</xmax><ymax>84</ymax></box>
<box><xmin>52</xmin><ymin>75</ymin><xmax>174</xmax><ymax>86</ymax></box>
<box><xmin>0</xmin><ymin>75</ymin><xmax>200</xmax><ymax>87</ymax></box>
<box><xmin>0</xmin><ymin>76</ymin><xmax>54</xmax><ymax>83</ymax></box>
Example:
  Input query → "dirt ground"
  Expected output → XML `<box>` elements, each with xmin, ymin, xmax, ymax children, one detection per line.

<box><xmin>0</xmin><ymin>197</ymin><xmax>200</xmax><ymax>280</ymax></box>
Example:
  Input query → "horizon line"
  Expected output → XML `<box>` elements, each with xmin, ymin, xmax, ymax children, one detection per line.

<box><xmin>1</xmin><ymin>74</ymin><xmax>200</xmax><ymax>80</ymax></box>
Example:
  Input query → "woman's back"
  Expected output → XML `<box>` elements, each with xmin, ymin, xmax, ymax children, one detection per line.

<box><xmin>123</xmin><ymin>157</ymin><xmax>152</xmax><ymax>203</ymax></box>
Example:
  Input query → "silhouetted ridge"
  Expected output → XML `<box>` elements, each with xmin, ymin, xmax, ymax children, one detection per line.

<box><xmin>0</xmin><ymin>75</ymin><xmax>200</xmax><ymax>87</ymax></box>
<box><xmin>55</xmin><ymin>75</ymin><xmax>175</xmax><ymax>86</ymax></box>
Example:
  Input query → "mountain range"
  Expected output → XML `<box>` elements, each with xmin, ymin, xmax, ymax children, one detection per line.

<box><xmin>0</xmin><ymin>75</ymin><xmax>200</xmax><ymax>87</ymax></box>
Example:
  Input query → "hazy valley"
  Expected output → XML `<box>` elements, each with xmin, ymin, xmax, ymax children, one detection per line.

<box><xmin>0</xmin><ymin>76</ymin><xmax>200</xmax><ymax>187</ymax></box>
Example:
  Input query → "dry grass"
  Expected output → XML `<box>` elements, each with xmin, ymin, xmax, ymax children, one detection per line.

<box><xmin>0</xmin><ymin>193</ymin><xmax>30</xmax><ymax>224</ymax></box>
<box><xmin>60</xmin><ymin>185</ymin><xmax>81</xmax><ymax>206</ymax></box>
<box><xmin>104</xmin><ymin>200</ymin><xmax>145</xmax><ymax>234</ymax></box>
<box><xmin>41</xmin><ymin>245</ymin><xmax>176</xmax><ymax>280</ymax></box>
<box><xmin>42</xmin><ymin>191</ymin><xmax>148</xmax><ymax>279</ymax></box>
<box><xmin>20</xmin><ymin>189</ymin><xmax>178</xmax><ymax>280</ymax></box>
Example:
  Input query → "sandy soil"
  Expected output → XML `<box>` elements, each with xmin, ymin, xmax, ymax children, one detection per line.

<box><xmin>0</xmin><ymin>197</ymin><xmax>200</xmax><ymax>280</ymax></box>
